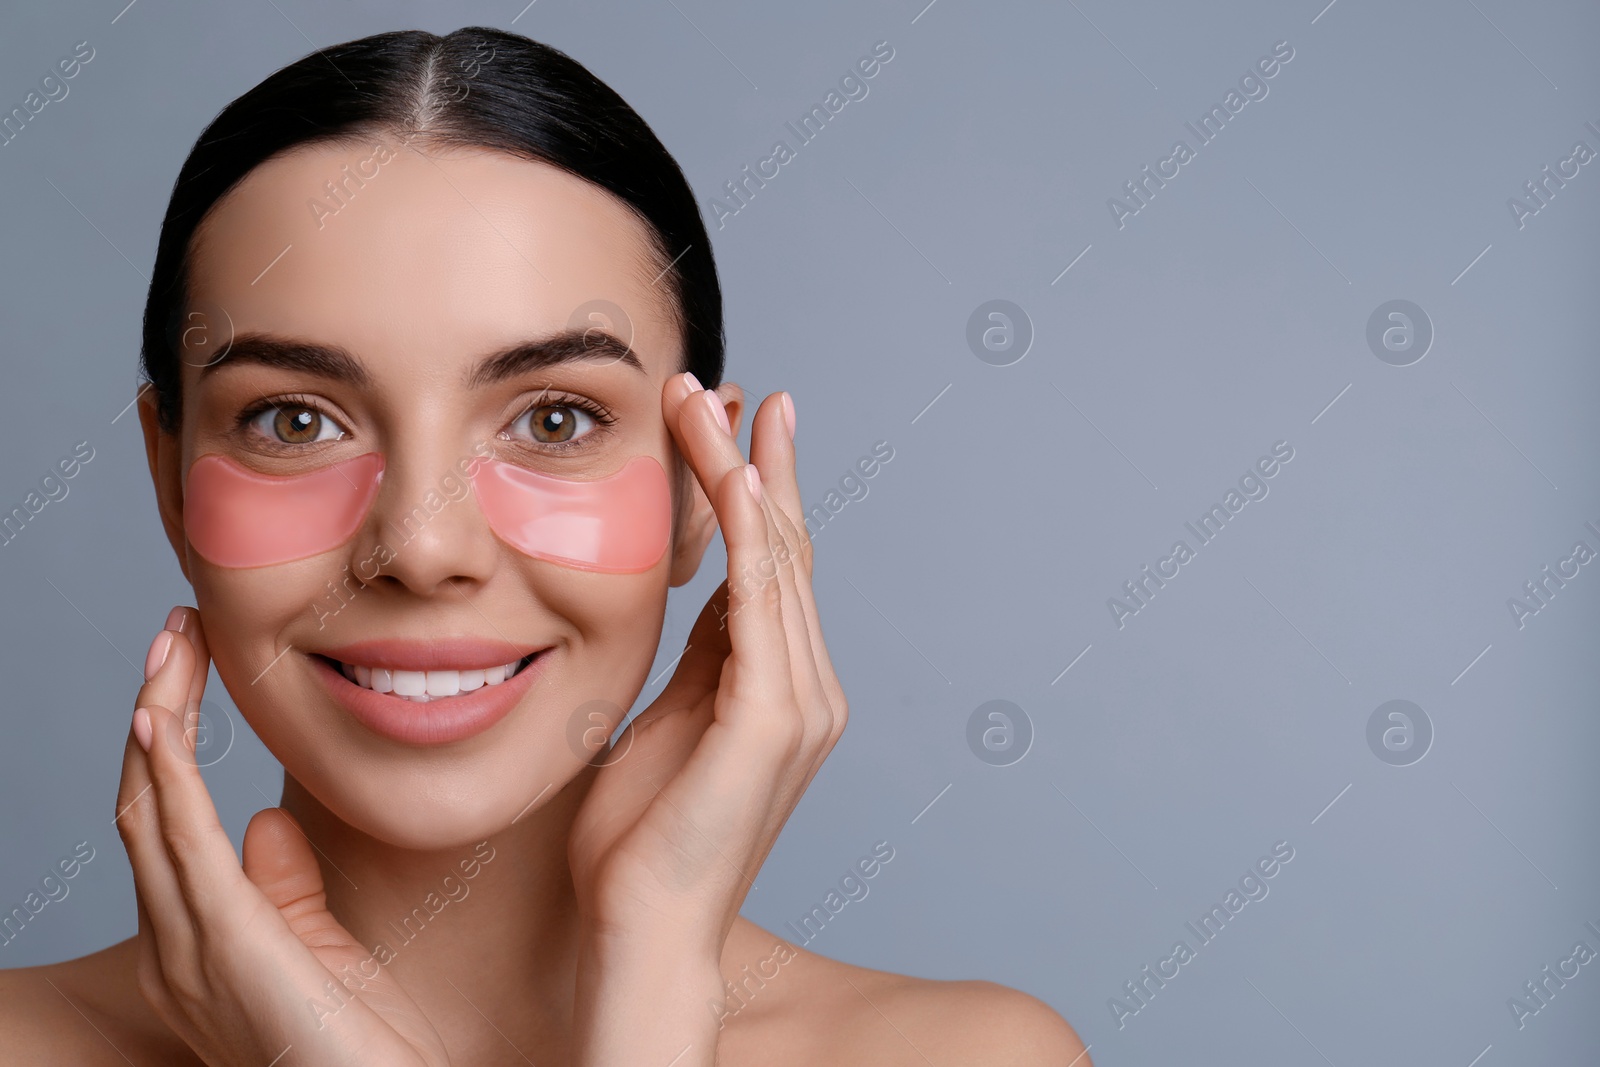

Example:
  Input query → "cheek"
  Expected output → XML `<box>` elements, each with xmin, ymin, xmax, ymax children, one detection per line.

<box><xmin>471</xmin><ymin>455</ymin><xmax>672</xmax><ymax>573</ymax></box>
<box><xmin>184</xmin><ymin>452</ymin><xmax>384</xmax><ymax>568</ymax></box>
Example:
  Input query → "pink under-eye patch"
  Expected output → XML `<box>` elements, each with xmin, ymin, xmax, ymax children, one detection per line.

<box><xmin>184</xmin><ymin>452</ymin><xmax>385</xmax><ymax>568</ymax></box>
<box><xmin>183</xmin><ymin>449</ymin><xmax>670</xmax><ymax>574</ymax></box>
<box><xmin>470</xmin><ymin>455</ymin><xmax>671</xmax><ymax>573</ymax></box>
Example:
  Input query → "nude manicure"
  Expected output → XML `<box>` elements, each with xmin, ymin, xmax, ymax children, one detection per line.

<box><xmin>709</xmin><ymin>391</ymin><xmax>731</xmax><ymax>434</ymax></box>
<box><xmin>144</xmin><ymin>631</ymin><xmax>174</xmax><ymax>682</ymax></box>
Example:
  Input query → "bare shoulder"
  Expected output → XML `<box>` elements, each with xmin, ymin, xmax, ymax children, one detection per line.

<box><xmin>842</xmin><ymin>969</ymin><xmax>1091</xmax><ymax>1066</ymax></box>
<box><xmin>0</xmin><ymin>957</ymin><xmax>115</xmax><ymax>1065</ymax></box>
<box><xmin>0</xmin><ymin>939</ymin><xmax>199</xmax><ymax>1066</ymax></box>
<box><xmin>717</xmin><ymin>921</ymin><xmax>1090</xmax><ymax>1066</ymax></box>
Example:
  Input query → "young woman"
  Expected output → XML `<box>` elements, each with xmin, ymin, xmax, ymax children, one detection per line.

<box><xmin>0</xmin><ymin>27</ymin><xmax>1088</xmax><ymax>1065</ymax></box>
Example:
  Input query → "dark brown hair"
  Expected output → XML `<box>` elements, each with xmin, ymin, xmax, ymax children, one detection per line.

<box><xmin>139</xmin><ymin>26</ymin><xmax>723</xmax><ymax>434</ymax></box>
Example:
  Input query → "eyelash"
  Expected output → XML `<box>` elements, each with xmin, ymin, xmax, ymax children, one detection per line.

<box><xmin>233</xmin><ymin>393</ymin><xmax>345</xmax><ymax>454</ymax></box>
<box><xmin>233</xmin><ymin>390</ymin><xmax>617</xmax><ymax>453</ymax></box>
<box><xmin>504</xmin><ymin>389</ymin><xmax>617</xmax><ymax>453</ymax></box>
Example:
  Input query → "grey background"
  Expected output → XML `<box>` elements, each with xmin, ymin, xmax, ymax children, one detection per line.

<box><xmin>2</xmin><ymin>0</ymin><xmax>1597</xmax><ymax>1063</ymax></box>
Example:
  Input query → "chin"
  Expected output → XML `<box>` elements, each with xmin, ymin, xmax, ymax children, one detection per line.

<box><xmin>217</xmin><ymin>647</ymin><xmax>594</xmax><ymax>853</ymax></box>
<box><xmin>277</xmin><ymin>727</ymin><xmax>589</xmax><ymax>853</ymax></box>
<box><xmin>311</xmin><ymin>774</ymin><xmax>564</xmax><ymax>853</ymax></box>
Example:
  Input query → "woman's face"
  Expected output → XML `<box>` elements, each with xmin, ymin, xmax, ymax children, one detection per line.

<box><xmin>140</xmin><ymin>138</ymin><xmax>736</xmax><ymax>849</ymax></box>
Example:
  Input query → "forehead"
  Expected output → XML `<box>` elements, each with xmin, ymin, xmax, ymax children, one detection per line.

<box><xmin>186</xmin><ymin>138</ymin><xmax>681</xmax><ymax>380</ymax></box>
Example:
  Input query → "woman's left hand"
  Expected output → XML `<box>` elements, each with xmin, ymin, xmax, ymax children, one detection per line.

<box><xmin>566</xmin><ymin>375</ymin><xmax>848</xmax><ymax>1064</ymax></box>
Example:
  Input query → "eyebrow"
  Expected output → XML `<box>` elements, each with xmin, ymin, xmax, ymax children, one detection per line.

<box><xmin>199</xmin><ymin>328</ymin><xmax>646</xmax><ymax>386</ymax></box>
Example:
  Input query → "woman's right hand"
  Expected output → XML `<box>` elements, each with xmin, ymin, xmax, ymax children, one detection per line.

<box><xmin>114</xmin><ymin>606</ymin><xmax>449</xmax><ymax>1066</ymax></box>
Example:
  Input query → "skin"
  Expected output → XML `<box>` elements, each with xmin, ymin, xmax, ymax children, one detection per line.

<box><xmin>0</xmin><ymin>139</ymin><xmax>1088</xmax><ymax>1065</ymax></box>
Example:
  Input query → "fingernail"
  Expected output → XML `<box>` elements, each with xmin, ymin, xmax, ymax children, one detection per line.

<box><xmin>743</xmin><ymin>464</ymin><xmax>762</xmax><ymax>502</ymax></box>
<box><xmin>780</xmin><ymin>392</ymin><xmax>796</xmax><ymax>439</ymax></box>
<box><xmin>133</xmin><ymin>707</ymin><xmax>153</xmax><ymax>753</ymax></box>
<box><xmin>144</xmin><ymin>631</ymin><xmax>174</xmax><ymax>682</ymax></box>
<box><xmin>709</xmin><ymin>392</ymin><xmax>731</xmax><ymax>434</ymax></box>
<box><xmin>684</xmin><ymin>371</ymin><xmax>703</xmax><ymax>392</ymax></box>
<box><xmin>164</xmin><ymin>606</ymin><xmax>187</xmax><ymax>633</ymax></box>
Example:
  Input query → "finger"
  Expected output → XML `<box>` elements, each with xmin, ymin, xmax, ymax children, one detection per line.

<box><xmin>662</xmin><ymin>372</ymin><xmax>748</xmax><ymax>515</ymax></box>
<box><xmin>742</xmin><ymin>395</ymin><xmax>851</xmax><ymax>742</ymax></box>
<box><xmin>648</xmin><ymin>580</ymin><xmax>733</xmax><ymax>711</ymax></box>
<box><xmin>742</xmin><ymin>396</ymin><xmax>816</xmax><ymax>647</ymax></box>
<box><xmin>117</xmin><ymin>733</ymin><xmax>193</xmax><ymax>967</ymax></box>
<box><xmin>659</xmin><ymin>377</ymin><xmax>791</xmax><ymax>640</ymax></box>
<box><xmin>137</xmin><ymin>631</ymin><xmax>247</xmax><ymax>924</ymax></box>
<box><xmin>660</xmin><ymin>374</ymin><xmax>789</xmax><ymax>686</ymax></box>
<box><xmin>745</xmin><ymin>391</ymin><xmax>807</xmax><ymax>565</ymax></box>
<box><xmin>670</xmin><ymin>379</ymin><xmax>837</xmax><ymax>743</ymax></box>
<box><xmin>741</xmin><ymin>392</ymin><xmax>837</xmax><ymax>696</ymax></box>
<box><xmin>749</xmin><ymin>484</ymin><xmax>831</xmax><ymax>737</ymax></box>
<box><xmin>165</xmin><ymin>606</ymin><xmax>213</xmax><ymax>735</ymax></box>
<box><xmin>132</xmin><ymin>893</ymin><xmax>184</xmax><ymax>1025</ymax></box>
<box><xmin>662</xmin><ymin>375</ymin><xmax>832</xmax><ymax>755</ymax></box>
<box><xmin>115</xmin><ymin>623</ymin><xmax>206</xmax><ymax>963</ymax></box>
<box><xmin>735</xmin><ymin>397</ymin><xmax>833</xmax><ymax>716</ymax></box>
<box><xmin>743</xmin><ymin>393</ymin><xmax>832</xmax><ymax>708</ymax></box>
<box><xmin>242</xmin><ymin>808</ymin><xmax>362</xmax><ymax>953</ymax></box>
<box><xmin>760</xmin><ymin>488</ymin><xmax>847</xmax><ymax>746</ymax></box>
<box><xmin>714</xmin><ymin>462</ymin><xmax>796</xmax><ymax>737</ymax></box>
<box><xmin>241</xmin><ymin>813</ymin><xmax>461</xmax><ymax>1059</ymax></box>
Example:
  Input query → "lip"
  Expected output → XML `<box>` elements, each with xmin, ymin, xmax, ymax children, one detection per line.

<box><xmin>311</xmin><ymin>643</ymin><xmax>553</xmax><ymax>746</ymax></box>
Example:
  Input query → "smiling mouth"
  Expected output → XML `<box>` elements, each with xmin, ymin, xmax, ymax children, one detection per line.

<box><xmin>314</xmin><ymin>652</ymin><xmax>541</xmax><ymax>704</ymax></box>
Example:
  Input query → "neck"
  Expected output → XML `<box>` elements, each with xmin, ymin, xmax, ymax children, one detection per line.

<box><xmin>280</xmin><ymin>765</ymin><xmax>599</xmax><ymax>1053</ymax></box>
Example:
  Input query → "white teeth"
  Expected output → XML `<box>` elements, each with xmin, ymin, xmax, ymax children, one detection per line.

<box><xmin>425</xmin><ymin>670</ymin><xmax>460</xmax><ymax>698</ymax></box>
<box><xmin>392</xmin><ymin>670</ymin><xmax>427</xmax><ymax>697</ymax></box>
<box><xmin>335</xmin><ymin>656</ymin><xmax>528</xmax><ymax>702</ymax></box>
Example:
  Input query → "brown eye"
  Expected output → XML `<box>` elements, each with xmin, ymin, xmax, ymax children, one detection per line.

<box><xmin>509</xmin><ymin>402</ymin><xmax>596</xmax><ymax>445</ymax></box>
<box><xmin>247</xmin><ymin>404</ymin><xmax>344</xmax><ymax>445</ymax></box>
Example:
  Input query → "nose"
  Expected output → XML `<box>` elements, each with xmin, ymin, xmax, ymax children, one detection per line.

<box><xmin>348</xmin><ymin>440</ymin><xmax>500</xmax><ymax>597</ymax></box>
